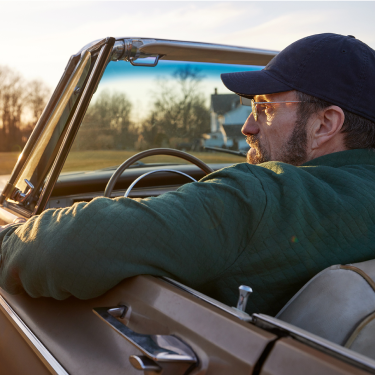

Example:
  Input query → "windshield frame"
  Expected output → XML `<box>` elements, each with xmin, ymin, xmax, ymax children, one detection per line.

<box><xmin>33</xmin><ymin>38</ymin><xmax>116</xmax><ymax>215</ymax></box>
<box><xmin>11</xmin><ymin>51</ymin><xmax>92</xmax><ymax>209</ymax></box>
<box><xmin>0</xmin><ymin>53</ymin><xmax>83</xmax><ymax>210</ymax></box>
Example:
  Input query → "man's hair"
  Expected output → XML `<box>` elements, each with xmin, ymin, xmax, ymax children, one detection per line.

<box><xmin>296</xmin><ymin>91</ymin><xmax>375</xmax><ymax>149</ymax></box>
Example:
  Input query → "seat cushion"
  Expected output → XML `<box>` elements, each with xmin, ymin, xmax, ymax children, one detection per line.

<box><xmin>276</xmin><ymin>263</ymin><xmax>375</xmax><ymax>346</ymax></box>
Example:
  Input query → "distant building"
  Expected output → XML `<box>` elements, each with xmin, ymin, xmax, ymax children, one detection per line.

<box><xmin>203</xmin><ymin>89</ymin><xmax>250</xmax><ymax>151</ymax></box>
<box><xmin>210</xmin><ymin>89</ymin><xmax>240</xmax><ymax>133</ymax></box>
<box><xmin>222</xmin><ymin>104</ymin><xmax>251</xmax><ymax>151</ymax></box>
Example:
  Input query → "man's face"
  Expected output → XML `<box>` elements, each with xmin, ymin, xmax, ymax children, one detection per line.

<box><xmin>242</xmin><ymin>91</ymin><xmax>309</xmax><ymax>166</ymax></box>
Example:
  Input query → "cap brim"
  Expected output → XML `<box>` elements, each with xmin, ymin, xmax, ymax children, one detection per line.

<box><xmin>221</xmin><ymin>70</ymin><xmax>293</xmax><ymax>97</ymax></box>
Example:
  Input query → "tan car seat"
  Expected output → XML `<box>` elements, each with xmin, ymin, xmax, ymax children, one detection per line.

<box><xmin>276</xmin><ymin>259</ymin><xmax>375</xmax><ymax>359</ymax></box>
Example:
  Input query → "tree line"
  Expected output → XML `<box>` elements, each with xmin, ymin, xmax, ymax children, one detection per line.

<box><xmin>0</xmin><ymin>64</ymin><xmax>211</xmax><ymax>153</ymax></box>
<box><xmin>73</xmin><ymin>65</ymin><xmax>211</xmax><ymax>152</ymax></box>
<box><xmin>0</xmin><ymin>66</ymin><xmax>50</xmax><ymax>152</ymax></box>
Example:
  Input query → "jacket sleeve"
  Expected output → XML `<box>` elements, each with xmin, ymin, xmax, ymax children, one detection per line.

<box><xmin>0</xmin><ymin>164</ymin><xmax>267</xmax><ymax>300</ymax></box>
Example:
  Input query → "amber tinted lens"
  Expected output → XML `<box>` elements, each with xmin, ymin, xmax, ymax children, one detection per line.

<box><xmin>251</xmin><ymin>99</ymin><xmax>258</xmax><ymax>121</ymax></box>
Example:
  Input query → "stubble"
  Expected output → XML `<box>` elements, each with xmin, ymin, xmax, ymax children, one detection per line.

<box><xmin>246</xmin><ymin>116</ymin><xmax>308</xmax><ymax>166</ymax></box>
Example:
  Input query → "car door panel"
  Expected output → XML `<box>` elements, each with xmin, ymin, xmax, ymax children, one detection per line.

<box><xmin>0</xmin><ymin>275</ymin><xmax>277</xmax><ymax>374</ymax></box>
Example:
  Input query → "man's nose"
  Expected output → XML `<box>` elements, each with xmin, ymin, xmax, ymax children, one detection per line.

<box><xmin>242</xmin><ymin>113</ymin><xmax>260</xmax><ymax>136</ymax></box>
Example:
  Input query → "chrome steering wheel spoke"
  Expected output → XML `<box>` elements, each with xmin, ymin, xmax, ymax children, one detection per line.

<box><xmin>104</xmin><ymin>148</ymin><xmax>214</xmax><ymax>198</ymax></box>
<box><xmin>124</xmin><ymin>169</ymin><xmax>197</xmax><ymax>197</ymax></box>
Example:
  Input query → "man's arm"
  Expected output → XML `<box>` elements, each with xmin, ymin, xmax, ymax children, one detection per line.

<box><xmin>0</xmin><ymin>164</ymin><xmax>267</xmax><ymax>300</ymax></box>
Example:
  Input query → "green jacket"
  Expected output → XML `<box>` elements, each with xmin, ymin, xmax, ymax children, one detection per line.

<box><xmin>1</xmin><ymin>149</ymin><xmax>375</xmax><ymax>316</ymax></box>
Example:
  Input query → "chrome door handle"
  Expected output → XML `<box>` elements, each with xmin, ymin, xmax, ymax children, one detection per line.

<box><xmin>129</xmin><ymin>355</ymin><xmax>162</xmax><ymax>374</ymax></box>
<box><xmin>93</xmin><ymin>306</ymin><xmax>198</xmax><ymax>375</ymax></box>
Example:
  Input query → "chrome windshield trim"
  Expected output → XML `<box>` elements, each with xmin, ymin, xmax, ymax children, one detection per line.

<box><xmin>76</xmin><ymin>37</ymin><xmax>112</xmax><ymax>55</ymax></box>
<box><xmin>0</xmin><ymin>294</ymin><xmax>69</xmax><ymax>375</ymax></box>
<box><xmin>162</xmin><ymin>277</ymin><xmax>252</xmax><ymax>322</ymax></box>
<box><xmin>109</xmin><ymin>37</ymin><xmax>278</xmax><ymax>66</ymax></box>
<box><xmin>114</xmin><ymin>37</ymin><xmax>279</xmax><ymax>55</ymax></box>
<box><xmin>253</xmin><ymin>313</ymin><xmax>375</xmax><ymax>373</ymax></box>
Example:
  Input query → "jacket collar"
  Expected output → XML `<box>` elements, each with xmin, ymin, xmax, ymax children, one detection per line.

<box><xmin>301</xmin><ymin>149</ymin><xmax>375</xmax><ymax>168</ymax></box>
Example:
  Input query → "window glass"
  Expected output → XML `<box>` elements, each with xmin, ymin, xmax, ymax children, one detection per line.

<box><xmin>13</xmin><ymin>51</ymin><xmax>92</xmax><ymax>196</ymax></box>
<box><xmin>62</xmin><ymin>59</ymin><xmax>262</xmax><ymax>173</ymax></box>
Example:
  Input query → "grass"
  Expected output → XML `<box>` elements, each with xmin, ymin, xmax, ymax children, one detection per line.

<box><xmin>0</xmin><ymin>150</ymin><xmax>245</xmax><ymax>175</ymax></box>
<box><xmin>62</xmin><ymin>150</ymin><xmax>245</xmax><ymax>172</ymax></box>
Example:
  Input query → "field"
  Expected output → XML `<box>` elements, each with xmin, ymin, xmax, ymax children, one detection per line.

<box><xmin>62</xmin><ymin>150</ymin><xmax>245</xmax><ymax>172</ymax></box>
<box><xmin>0</xmin><ymin>150</ymin><xmax>245</xmax><ymax>175</ymax></box>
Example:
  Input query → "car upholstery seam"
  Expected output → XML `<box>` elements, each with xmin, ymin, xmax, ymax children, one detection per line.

<box><xmin>339</xmin><ymin>265</ymin><xmax>375</xmax><ymax>291</ymax></box>
<box><xmin>344</xmin><ymin>310</ymin><xmax>375</xmax><ymax>349</ymax></box>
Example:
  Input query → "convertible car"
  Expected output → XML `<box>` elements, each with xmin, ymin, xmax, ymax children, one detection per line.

<box><xmin>1</xmin><ymin>36</ymin><xmax>375</xmax><ymax>375</ymax></box>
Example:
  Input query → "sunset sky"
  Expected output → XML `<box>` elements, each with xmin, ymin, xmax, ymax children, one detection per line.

<box><xmin>1</xmin><ymin>1</ymin><xmax>374</xmax><ymax>89</ymax></box>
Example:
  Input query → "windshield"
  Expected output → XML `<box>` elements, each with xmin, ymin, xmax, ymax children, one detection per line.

<box><xmin>62</xmin><ymin>59</ymin><xmax>262</xmax><ymax>173</ymax></box>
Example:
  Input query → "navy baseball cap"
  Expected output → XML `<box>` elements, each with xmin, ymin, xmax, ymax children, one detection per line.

<box><xmin>221</xmin><ymin>33</ymin><xmax>375</xmax><ymax>123</ymax></box>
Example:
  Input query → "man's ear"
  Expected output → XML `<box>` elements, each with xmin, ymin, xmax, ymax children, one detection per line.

<box><xmin>311</xmin><ymin>106</ymin><xmax>345</xmax><ymax>150</ymax></box>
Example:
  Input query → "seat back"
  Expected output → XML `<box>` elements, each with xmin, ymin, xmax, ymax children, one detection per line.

<box><xmin>276</xmin><ymin>259</ymin><xmax>375</xmax><ymax>359</ymax></box>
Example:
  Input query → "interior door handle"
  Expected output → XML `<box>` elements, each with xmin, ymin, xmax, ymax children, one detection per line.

<box><xmin>93</xmin><ymin>306</ymin><xmax>198</xmax><ymax>375</ymax></box>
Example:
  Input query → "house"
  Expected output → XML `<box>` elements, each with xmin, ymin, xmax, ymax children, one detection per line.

<box><xmin>203</xmin><ymin>89</ymin><xmax>250</xmax><ymax>151</ymax></box>
<box><xmin>222</xmin><ymin>104</ymin><xmax>251</xmax><ymax>151</ymax></box>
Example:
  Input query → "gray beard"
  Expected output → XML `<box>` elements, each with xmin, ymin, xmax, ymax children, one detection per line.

<box><xmin>246</xmin><ymin>117</ymin><xmax>308</xmax><ymax>166</ymax></box>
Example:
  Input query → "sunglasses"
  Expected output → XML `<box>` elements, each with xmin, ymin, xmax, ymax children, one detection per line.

<box><xmin>240</xmin><ymin>97</ymin><xmax>304</xmax><ymax>121</ymax></box>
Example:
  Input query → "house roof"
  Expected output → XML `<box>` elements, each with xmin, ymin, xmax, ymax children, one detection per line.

<box><xmin>210</xmin><ymin>94</ymin><xmax>240</xmax><ymax>115</ymax></box>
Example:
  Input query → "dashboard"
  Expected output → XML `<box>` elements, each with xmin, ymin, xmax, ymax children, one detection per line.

<box><xmin>47</xmin><ymin>163</ymin><xmax>229</xmax><ymax>209</ymax></box>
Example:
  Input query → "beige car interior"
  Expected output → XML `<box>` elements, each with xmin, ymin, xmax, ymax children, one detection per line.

<box><xmin>1</xmin><ymin>271</ymin><xmax>374</xmax><ymax>375</ymax></box>
<box><xmin>277</xmin><ymin>259</ymin><xmax>375</xmax><ymax>361</ymax></box>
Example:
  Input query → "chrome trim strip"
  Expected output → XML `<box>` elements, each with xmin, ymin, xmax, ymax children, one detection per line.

<box><xmin>162</xmin><ymin>277</ymin><xmax>252</xmax><ymax>322</ymax></box>
<box><xmin>0</xmin><ymin>295</ymin><xmax>69</xmax><ymax>375</ymax></box>
<box><xmin>253</xmin><ymin>313</ymin><xmax>375</xmax><ymax>373</ymax></box>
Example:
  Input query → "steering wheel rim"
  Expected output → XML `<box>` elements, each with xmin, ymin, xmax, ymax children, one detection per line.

<box><xmin>104</xmin><ymin>148</ymin><xmax>214</xmax><ymax>197</ymax></box>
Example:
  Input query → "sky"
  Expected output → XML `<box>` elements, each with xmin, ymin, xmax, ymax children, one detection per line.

<box><xmin>0</xmin><ymin>1</ymin><xmax>375</xmax><ymax>90</ymax></box>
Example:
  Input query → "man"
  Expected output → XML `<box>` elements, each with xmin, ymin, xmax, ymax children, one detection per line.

<box><xmin>1</xmin><ymin>33</ymin><xmax>375</xmax><ymax>316</ymax></box>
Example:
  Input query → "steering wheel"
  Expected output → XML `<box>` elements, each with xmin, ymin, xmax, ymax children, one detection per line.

<box><xmin>104</xmin><ymin>148</ymin><xmax>214</xmax><ymax>198</ymax></box>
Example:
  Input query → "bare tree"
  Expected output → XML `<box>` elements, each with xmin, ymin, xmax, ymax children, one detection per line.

<box><xmin>140</xmin><ymin>65</ymin><xmax>210</xmax><ymax>149</ymax></box>
<box><xmin>73</xmin><ymin>89</ymin><xmax>135</xmax><ymax>150</ymax></box>
<box><xmin>0</xmin><ymin>66</ymin><xmax>25</xmax><ymax>151</ymax></box>
<box><xmin>26</xmin><ymin>79</ymin><xmax>51</xmax><ymax>126</ymax></box>
<box><xmin>0</xmin><ymin>66</ymin><xmax>50</xmax><ymax>152</ymax></box>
